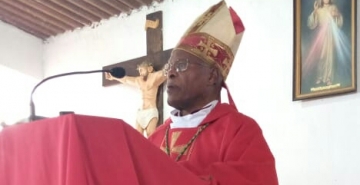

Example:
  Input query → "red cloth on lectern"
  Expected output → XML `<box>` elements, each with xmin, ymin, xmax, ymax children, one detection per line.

<box><xmin>0</xmin><ymin>114</ymin><xmax>208</xmax><ymax>185</ymax></box>
<box><xmin>149</xmin><ymin>103</ymin><xmax>279</xmax><ymax>184</ymax></box>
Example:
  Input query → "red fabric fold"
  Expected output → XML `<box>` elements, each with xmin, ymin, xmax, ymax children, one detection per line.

<box><xmin>222</xmin><ymin>81</ymin><xmax>238</xmax><ymax>110</ymax></box>
<box><xmin>229</xmin><ymin>7</ymin><xmax>245</xmax><ymax>34</ymax></box>
<box><xmin>0</xmin><ymin>114</ymin><xmax>208</xmax><ymax>185</ymax></box>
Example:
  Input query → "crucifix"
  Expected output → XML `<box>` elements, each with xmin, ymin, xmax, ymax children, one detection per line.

<box><xmin>102</xmin><ymin>11</ymin><xmax>172</xmax><ymax>129</ymax></box>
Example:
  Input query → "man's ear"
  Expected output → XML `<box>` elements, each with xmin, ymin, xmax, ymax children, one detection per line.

<box><xmin>208</xmin><ymin>67</ymin><xmax>220</xmax><ymax>86</ymax></box>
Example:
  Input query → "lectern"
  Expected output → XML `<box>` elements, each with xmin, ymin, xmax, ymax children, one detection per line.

<box><xmin>0</xmin><ymin>114</ymin><xmax>206</xmax><ymax>185</ymax></box>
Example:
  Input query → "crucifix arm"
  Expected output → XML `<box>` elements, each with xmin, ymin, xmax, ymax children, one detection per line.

<box><xmin>116</xmin><ymin>76</ymin><xmax>139</xmax><ymax>87</ymax></box>
<box><xmin>105</xmin><ymin>72</ymin><xmax>139</xmax><ymax>87</ymax></box>
<box><xmin>152</xmin><ymin>69</ymin><xmax>167</xmax><ymax>86</ymax></box>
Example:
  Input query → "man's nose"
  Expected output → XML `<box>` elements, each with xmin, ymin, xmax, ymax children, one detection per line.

<box><xmin>166</xmin><ymin>67</ymin><xmax>177</xmax><ymax>78</ymax></box>
<box><xmin>166</xmin><ymin>67</ymin><xmax>178</xmax><ymax>79</ymax></box>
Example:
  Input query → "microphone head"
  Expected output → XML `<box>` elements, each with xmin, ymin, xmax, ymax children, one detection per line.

<box><xmin>110</xmin><ymin>67</ymin><xmax>126</xmax><ymax>78</ymax></box>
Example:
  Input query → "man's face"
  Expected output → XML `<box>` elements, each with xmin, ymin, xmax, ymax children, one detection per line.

<box><xmin>138</xmin><ymin>66</ymin><xmax>149</xmax><ymax>77</ymax></box>
<box><xmin>165</xmin><ymin>50</ymin><xmax>212</xmax><ymax>111</ymax></box>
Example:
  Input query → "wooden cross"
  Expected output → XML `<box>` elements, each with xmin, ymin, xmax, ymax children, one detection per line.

<box><xmin>102</xmin><ymin>11</ymin><xmax>172</xmax><ymax>127</ymax></box>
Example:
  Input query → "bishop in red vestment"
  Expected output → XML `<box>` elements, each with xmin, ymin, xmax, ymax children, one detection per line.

<box><xmin>149</xmin><ymin>102</ymin><xmax>278</xmax><ymax>184</ymax></box>
<box><xmin>149</xmin><ymin>1</ymin><xmax>278</xmax><ymax>184</ymax></box>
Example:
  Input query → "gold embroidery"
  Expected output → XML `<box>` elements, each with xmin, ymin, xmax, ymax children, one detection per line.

<box><xmin>176</xmin><ymin>32</ymin><xmax>235</xmax><ymax>80</ymax></box>
<box><xmin>222</xmin><ymin>58</ymin><xmax>231</xmax><ymax>71</ymax></box>
<box><xmin>169</xmin><ymin>131</ymin><xmax>188</xmax><ymax>155</ymax></box>
<box><xmin>160</xmin><ymin>145</ymin><xmax>166</xmax><ymax>153</ymax></box>
<box><xmin>163</xmin><ymin>123</ymin><xmax>210</xmax><ymax>161</ymax></box>
<box><xmin>160</xmin><ymin>131</ymin><xmax>187</xmax><ymax>155</ymax></box>
<box><xmin>197</xmin><ymin>37</ymin><xmax>218</xmax><ymax>57</ymax></box>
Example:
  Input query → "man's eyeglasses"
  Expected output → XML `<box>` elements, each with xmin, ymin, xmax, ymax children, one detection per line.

<box><xmin>164</xmin><ymin>59</ymin><xmax>209</xmax><ymax>76</ymax></box>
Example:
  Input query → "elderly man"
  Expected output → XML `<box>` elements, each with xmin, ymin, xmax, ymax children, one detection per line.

<box><xmin>148</xmin><ymin>1</ymin><xmax>278</xmax><ymax>184</ymax></box>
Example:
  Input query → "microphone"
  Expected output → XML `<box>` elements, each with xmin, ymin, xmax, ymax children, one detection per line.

<box><xmin>29</xmin><ymin>67</ymin><xmax>126</xmax><ymax>122</ymax></box>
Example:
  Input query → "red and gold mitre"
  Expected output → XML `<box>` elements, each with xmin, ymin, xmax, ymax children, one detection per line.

<box><xmin>174</xmin><ymin>0</ymin><xmax>245</xmax><ymax>80</ymax></box>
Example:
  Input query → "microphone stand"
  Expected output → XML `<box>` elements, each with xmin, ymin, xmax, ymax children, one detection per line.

<box><xmin>29</xmin><ymin>69</ymin><xmax>111</xmax><ymax>122</ymax></box>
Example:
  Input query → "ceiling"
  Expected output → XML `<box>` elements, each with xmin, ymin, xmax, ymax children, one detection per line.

<box><xmin>0</xmin><ymin>0</ymin><xmax>163</xmax><ymax>40</ymax></box>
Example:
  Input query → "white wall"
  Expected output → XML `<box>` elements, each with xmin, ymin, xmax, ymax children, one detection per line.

<box><xmin>41</xmin><ymin>0</ymin><xmax>360</xmax><ymax>185</ymax></box>
<box><xmin>0</xmin><ymin>21</ymin><xmax>43</xmax><ymax>125</ymax></box>
<box><xmin>0</xmin><ymin>21</ymin><xmax>43</xmax><ymax>79</ymax></box>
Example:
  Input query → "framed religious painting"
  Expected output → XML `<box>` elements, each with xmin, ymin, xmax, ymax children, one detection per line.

<box><xmin>293</xmin><ymin>0</ymin><xmax>357</xmax><ymax>100</ymax></box>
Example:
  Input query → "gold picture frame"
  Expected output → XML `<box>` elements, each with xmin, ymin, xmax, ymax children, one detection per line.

<box><xmin>293</xmin><ymin>0</ymin><xmax>357</xmax><ymax>100</ymax></box>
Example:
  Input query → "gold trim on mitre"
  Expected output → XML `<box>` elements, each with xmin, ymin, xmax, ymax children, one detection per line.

<box><xmin>175</xmin><ymin>32</ymin><xmax>234</xmax><ymax>79</ymax></box>
<box><xmin>174</xmin><ymin>0</ymin><xmax>244</xmax><ymax>80</ymax></box>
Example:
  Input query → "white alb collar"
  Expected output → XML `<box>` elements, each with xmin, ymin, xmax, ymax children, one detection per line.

<box><xmin>170</xmin><ymin>100</ymin><xmax>218</xmax><ymax>129</ymax></box>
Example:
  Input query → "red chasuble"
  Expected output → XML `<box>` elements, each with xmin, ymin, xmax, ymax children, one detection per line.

<box><xmin>149</xmin><ymin>103</ymin><xmax>278</xmax><ymax>185</ymax></box>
